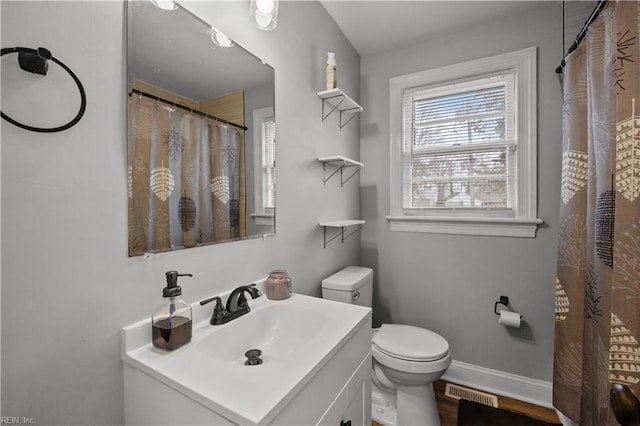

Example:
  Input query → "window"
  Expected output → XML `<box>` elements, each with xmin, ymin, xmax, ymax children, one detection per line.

<box><xmin>261</xmin><ymin>115</ymin><xmax>276</xmax><ymax>211</ymax></box>
<box><xmin>252</xmin><ymin>107</ymin><xmax>275</xmax><ymax>226</ymax></box>
<box><xmin>387</xmin><ymin>47</ymin><xmax>541</xmax><ymax>237</ymax></box>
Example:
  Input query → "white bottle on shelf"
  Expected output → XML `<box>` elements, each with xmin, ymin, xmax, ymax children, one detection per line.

<box><xmin>326</xmin><ymin>52</ymin><xmax>337</xmax><ymax>90</ymax></box>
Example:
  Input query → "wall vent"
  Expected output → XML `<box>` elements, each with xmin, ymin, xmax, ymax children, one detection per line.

<box><xmin>444</xmin><ymin>383</ymin><xmax>499</xmax><ymax>408</ymax></box>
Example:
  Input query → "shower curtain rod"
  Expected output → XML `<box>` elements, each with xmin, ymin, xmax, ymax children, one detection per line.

<box><xmin>555</xmin><ymin>0</ymin><xmax>608</xmax><ymax>74</ymax></box>
<box><xmin>129</xmin><ymin>88</ymin><xmax>248</xmax><ymax>131</ymax></box>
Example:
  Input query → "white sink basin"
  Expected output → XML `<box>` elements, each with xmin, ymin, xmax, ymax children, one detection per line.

<box><xmin>121</xmin><ymin>291</ymin><xmax>371</xmax><ymax>425</ymax></box>
<box><xmin>196</xmin><ymin>303</ymin><xmax>328</xmax><ymax>366</ymax></box>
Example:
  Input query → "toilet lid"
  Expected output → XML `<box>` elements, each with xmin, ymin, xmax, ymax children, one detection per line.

<box><xmin>372</xmin><ymin>324</ymin><xmax>449</xmax><ymax>362</ymax></box>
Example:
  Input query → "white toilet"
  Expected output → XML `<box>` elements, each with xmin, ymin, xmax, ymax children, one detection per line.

<box><xmin>322</xmin><ymin>266</ymin><xmax>451</xmax><ymax>426</ymax></box>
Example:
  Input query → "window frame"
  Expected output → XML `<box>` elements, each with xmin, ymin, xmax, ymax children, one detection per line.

<box><xmin>251</xmin><ymin>106</ymin><xmax>275</xmax><ymax>226</ymax></box>
<box><xmin>387</xmin><ymin>47</ymin><xmax>541</xmax><ymax>237</ymax></box>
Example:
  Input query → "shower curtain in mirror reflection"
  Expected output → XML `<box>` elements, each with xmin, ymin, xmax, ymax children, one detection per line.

<box><xmin>127</xmin><ymin>96</ymin><xmax>246</xmax><ymax>256</ymax></box>
<box><xmin>554</xmin><ymin>2</ymin><xmax>640</xmax><ymax>424</ymax></box>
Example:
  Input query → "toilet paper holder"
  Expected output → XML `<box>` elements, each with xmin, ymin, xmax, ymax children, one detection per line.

<box><xmin>494</xmin><ymin>296</ymin><xmax>523</xmax><ymax>318</ymax></box>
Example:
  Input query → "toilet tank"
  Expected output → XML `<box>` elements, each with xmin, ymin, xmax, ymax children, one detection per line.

<box><xmin>321</xmin><ymin>266</ymin><xmax>373</xmax><ymax>307</ymax></box>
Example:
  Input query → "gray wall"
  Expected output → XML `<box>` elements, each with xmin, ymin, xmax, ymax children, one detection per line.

<box><xmin>360</xmin><ymin>2</ymin><xmax>563</xmax><ymax>382</ymax></box>
<box><xmin>1</xmin><ymin>1</ymin><xmax>360</xmax><ymax>424</ymax></box>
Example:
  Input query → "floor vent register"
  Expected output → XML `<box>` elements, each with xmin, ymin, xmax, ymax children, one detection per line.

<box><xmin>444</xmin><ymin>383</ymin><xmax>499</xmax><ymax>408</ymax></box>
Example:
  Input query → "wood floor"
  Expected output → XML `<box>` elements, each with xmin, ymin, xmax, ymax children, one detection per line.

<box><xmin>372</xmin><ymin>380</ymin><xmax>560</xmax><ymax>426</ymax></box>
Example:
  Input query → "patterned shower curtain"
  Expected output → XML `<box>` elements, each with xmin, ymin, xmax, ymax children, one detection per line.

<box><xmin>127</xmin><ymin>95</ymin><xmax>246</xmax><ymax>256</ymax></box>
<box><xmin>554</xmin><ymin>2</ymin><xmax>640</xmax><ymax>424</ymax></box>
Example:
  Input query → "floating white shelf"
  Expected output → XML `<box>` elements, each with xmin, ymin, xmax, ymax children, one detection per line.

<box><xmin>317</xmin><ymin>155</ymin><xmax>363</xmax><ymax>167</ymax></box>
<box><xmin>317</xmin><ymin>88</ymin><xmax>363</xmax><ymax>129</ymax></box>
<box><xmin>318</xmin><ymin>220</ymin><xmax>365</xmax><ymax>248</ymax></box>
<box><xmin>319</xmin><ymin>220</ymin><xmax>366</xmax><ymax>228</ymax></box>
<box><xmin>318</xmin><ymin>155</ymin><xmax>363</xmax><ymax>186</ymax></box>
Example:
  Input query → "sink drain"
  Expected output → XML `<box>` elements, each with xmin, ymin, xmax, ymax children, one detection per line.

<box><xmin>244</xmin><ymin>349</ymin><xmax>263</xmax><ymax>366</ymax></box>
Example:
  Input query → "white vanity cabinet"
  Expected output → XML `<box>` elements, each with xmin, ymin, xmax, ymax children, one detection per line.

<box><xmin>317</xmin><ymin>354</ymin><xmax>371</xmax><ymax>426</ymax></box>
<box><xmin>122</xmin><ymin>294</ymin><xmax>372</xmax><ymax>425</ymax></box>
<box><xmin>271</xmin><ymin>337</ymin><xmax>371</xmax><ymax>426</ymax></box>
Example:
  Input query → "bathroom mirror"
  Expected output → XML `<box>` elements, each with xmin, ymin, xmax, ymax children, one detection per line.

<box><xmin>127</xmin><ymin>0</ymin><xmax>275</xmax><ymax>256</ymax></box>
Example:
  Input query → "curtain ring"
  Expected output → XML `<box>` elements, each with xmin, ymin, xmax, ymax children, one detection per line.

<box><xmin>1</xmin><ymin>46</ymin><xmax>86</xmax><ymax>133</ymax></box>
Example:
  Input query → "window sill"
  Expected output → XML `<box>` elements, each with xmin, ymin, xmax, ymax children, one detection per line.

<box><xmin>386</xmin><ymin>215</ymin><xmax>543</xmax><ymax>238</ymax></box>
<box><xmin>250</xmin><ymin>212</ymin><xmax>274</xmax><ymax>226</ymax></box>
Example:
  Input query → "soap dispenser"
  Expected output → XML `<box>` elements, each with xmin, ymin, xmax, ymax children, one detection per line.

<box><xmin>152</xmin><ymin>271</ymin><xmax>193</xmax><ymax>351</ymax></box>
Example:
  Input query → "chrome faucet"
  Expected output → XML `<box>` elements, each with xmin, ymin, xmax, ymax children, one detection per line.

<box><xmin>200</xmin><ymin>284</ymin><xmax>262</xmax><ymax>325</ymax></box>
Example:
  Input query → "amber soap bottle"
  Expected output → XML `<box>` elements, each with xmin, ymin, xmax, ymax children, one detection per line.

<box><xmin>152</xmin><ymin>271</ymin><xmax>193</xmax><ymax>351</ymax></box>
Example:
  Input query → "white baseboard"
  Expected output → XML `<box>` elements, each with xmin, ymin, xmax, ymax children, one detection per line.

<box><xmin>441</xmin><ymin>360</ymin><xmax>554</xmax><ymax>409</ymax></box>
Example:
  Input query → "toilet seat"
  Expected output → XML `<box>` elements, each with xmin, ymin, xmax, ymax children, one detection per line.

<box><xmin>372</xmin><ymin>324</ymin><xmax>449</xmax><ymax>361</ymax></box>
<box><xmin>371</xmin><ymin>324</ymin><xmax>451</xmax><ymax>375</ymax></box>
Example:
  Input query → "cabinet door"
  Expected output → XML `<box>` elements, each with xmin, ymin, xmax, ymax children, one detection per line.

<box><xmin>317</xmin><ymin>353</ymin><xmax>371</xmax><ymax>426</ymax></box>
<box><xmin>338</xmin><ymin>380</ymin><xmax>365</xmax><ymax>426</ymax></box>
<box><xmin>337</xmin><ymin>354</ymin><xmax>371</xmax><ymax>426</ymax></box>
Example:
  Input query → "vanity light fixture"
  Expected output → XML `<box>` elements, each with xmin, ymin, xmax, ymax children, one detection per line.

<box><xmin>209</xmin><ymin>27</ymin><xmax>234</xmax><ymax>48</ymax></box>
<box><xmin>250</xmin><ymin>0</ymin><xmax>278</xmax><ymax>31</ymax></box>
<box><xmin>150</xmin><ymin>0</ymin><xmax>178</xmax><ymax>11</ymax></box>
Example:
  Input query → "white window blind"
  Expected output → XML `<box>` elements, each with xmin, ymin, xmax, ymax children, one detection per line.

<box><xmin>402</xmin><ymin>73</ymin><xmax>516</xmax><ymax>211</ymax></box>
<box><xmin>261</xmin><ymin>117</ymin><xmax>276</xmax><ymax>210</ymax></box>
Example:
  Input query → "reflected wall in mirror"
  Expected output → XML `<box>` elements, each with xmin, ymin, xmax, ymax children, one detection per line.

<box><xmin>127</xmin><ymin>1</ymin><xmax>275</xmax><ymax>256</ymax></box>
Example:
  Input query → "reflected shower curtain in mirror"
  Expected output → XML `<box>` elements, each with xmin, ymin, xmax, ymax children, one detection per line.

<box><xmin>128</xmin><ymin>95</ymin><xmax>246</xmax><ymax>256</ymax></box>
<box><xmin>554</xmin><ymin>2</ymin><xmax>640</xmax><ymax>424</ymax></box>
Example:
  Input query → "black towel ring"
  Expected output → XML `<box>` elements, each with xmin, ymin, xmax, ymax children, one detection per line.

<box><xmin>1</xmin><ymin>46</ymin><xmax>86</xmax><ymax>133</ymax></box>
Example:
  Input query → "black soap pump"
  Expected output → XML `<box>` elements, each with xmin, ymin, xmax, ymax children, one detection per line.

<box><xmin>152</xmin><ymin>271</ymin><xmax>193</xmax><ymax>351</ymax></box>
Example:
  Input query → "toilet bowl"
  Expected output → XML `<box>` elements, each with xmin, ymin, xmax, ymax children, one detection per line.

<box><xmin>371</xmin><ymin>324</ymin><xmax>451</xmax><ymax>425</ymax></box>
<box><xmin>322</xmin><ymin>266</ymin><xmax>451</xmax><ymax>426</ymax></box>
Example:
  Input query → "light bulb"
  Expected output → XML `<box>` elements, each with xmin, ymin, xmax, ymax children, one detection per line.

<box><xmin>210</xmin><ymin>28</ymin><xmax>234</xmax><ymax>48</ymax></box>
<box><xmin>255</xmin><ymin>12</ymin><xmax>273</xmax><ymax>29</ymax></box>
<box><xmin>150</xmin><ymin>0</ymin><xmax>178</xmax><ymax>11</ymax></box>
<box><xmin>256</xmin><ymin>0</ymin><xmax>274</xmax><ymax>14</ymax></box>
<box><xmin>251</xmin><ymin>0</ymin><xmax>277</xmax><ymax>30</ymax></box>
<box><xmin>213</xmin><ymin>32</ymin><xmax>233</xmax><ymax>48</ymax></box>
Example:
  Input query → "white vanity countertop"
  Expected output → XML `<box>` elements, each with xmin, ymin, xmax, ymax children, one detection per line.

<box><xmin>121</xmin><ymin>292</ymin><xmax>371</xmax><ymax>425</ymax></box>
